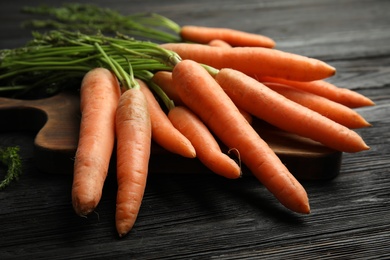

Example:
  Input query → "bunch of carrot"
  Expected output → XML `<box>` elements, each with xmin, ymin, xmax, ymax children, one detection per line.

<box><xmin>0</xmin><ymin>3</ymin><xmax>373</xmax><ymax>238</ymax></box>
<box><xmin>67</xmin><ymin>24</ymin><xmax>373</xmax><ymax>238</ymax></box>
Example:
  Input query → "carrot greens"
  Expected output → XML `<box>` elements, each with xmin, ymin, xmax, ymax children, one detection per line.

<box><xmin>0</xmin><ymin>30</ymin><xmax>181</xmax><ymax>97</ymax></box>
<box><xmin>0</xmin><ymin>146</ymin><xmax>22</xmax><ymax>190</ymax></box>
<box><xmin>21</xmin><ymin>3</ymin><xmax>181</xmax><ymax>43</ymax></box>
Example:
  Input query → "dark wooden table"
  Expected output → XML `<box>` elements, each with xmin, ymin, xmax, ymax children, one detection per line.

<box><xmin>1</xmin><ymin>0</ymin><xmax>389</xmax><ymax>259</ymax></box>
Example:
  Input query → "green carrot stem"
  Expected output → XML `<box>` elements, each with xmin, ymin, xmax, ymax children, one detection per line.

<box><xmin>22</xmin><ymin>4</ymin><xmax>181</xmax><ymax>43</ymax></box>
<box><xmin>0</xmin><ymin>146</ymin><xmax>22</xmax><ymax>190</ymax></box>
<box><xmin>135</xmin><ymin>70</ymin><xmax>175</xmax><ymax>111</ymax></box>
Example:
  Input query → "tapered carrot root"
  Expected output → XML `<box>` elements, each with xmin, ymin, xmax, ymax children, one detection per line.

<box><xmin>215</xmin><ymin>68</ymin><xmax>370</xmax><ymax>153</ymax></box>
<box><xmin>162</xmin><ymin>43</ymin><xmax>336</xmax><ymax>81</ymax></box>
<box><xmin>138</xmin><ymin>79</ymin><xmax>196</xmax><ymax>158</ymax></box>
<box><xmin>115</xmin><ymin>87</ymin><xmax>151</xmax><ymax>237</ymax></box>
<box><xmin>72</xmin><ymin>68</ymin><xmax>121</xmax><ymax>216</ymax></box>
<box><xmin>180</xmin><ymin>25</ymin><xmax>275</xmax><ymax>48</ymax></box>
<box><xmin>258</xmin><ymin>76</ymin><xmax>374</xmax><ymax>108</ymax></box>
<box><xmin>263</xmin><ymin>82</ymin><xmax>371</xmax><ymax>129</ymax></box>
<box><xmin>172</xmin><ymin>60</ymin><xmax>310</xmax><ymax>214</ymax></box>
<box><xmin>168</xmin><ymin>106</ymin><xmax>241</xmax><ymax>179</ymax></box>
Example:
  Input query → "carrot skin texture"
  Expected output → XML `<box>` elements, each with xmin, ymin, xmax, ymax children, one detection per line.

<box><xmin>72</xmin><ymin>68</ymin><xmax>121</xmax><ymax>216</ymax></box>
<box><xmin>152</xmin><ymin>71</ymin><xmax>184</xmax><ymax>106</ymax></box>
<box><xmin>237</xmin><ymin>107</ymin><xmax>253</xmax><ymax>125</ymax></box>
<box><xmin>258</xmin><ymin>76</ymin><xmax>375</xmax><ymax>108</ymax></box>
<box><xmin>162</xmin><ymin>43</ymin><xmax>336</xmax><ymax>81</ymax></box>
<box><xmin>168</xmin><ymin>106</ymin><xmax>241</xmax><ymax>179</ymax></box>
<box><xmin>216</xmin><ymin>68</ymin><xmax>370</xmax><ymax>153</ymax></box>
<box><xmin>153</xmin><ymin>70</ymin><xmax>253</xmax><ymax>124</ymax></box>
<box><xmin>115</xmin><ymin>88</ymin><xmax>152</xmax><ymax>237</ymax></box>
<box><xmin>180</xmin><ymin>25</ymin><xmax>275</xmax><ymax>48</ymax></box>
<box><xmin>138</xmin><ymin>79</ymin><xmax>196</xmax><ymax>158</ymax></box>
<box><xmin>263</xmin><ymin>82</ymin><xmax>371</xmax><ymax>129</ymax></box>
<box><xmin>208</xmin><ymin>39</ymin><xmax>232</xmax><ymax>48</ymax></box>
<box><xmin>172</xmin><ymin>60</ymin><xmax>310</xmax><ymax>214</ymax></box>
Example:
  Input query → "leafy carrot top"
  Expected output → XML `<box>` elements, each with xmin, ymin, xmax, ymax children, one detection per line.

<box><xmin>0</xmin><ymin>146</ymin><xmax>22</xmax><ymax>190</ymax></box>
<box><xmin>0</xmin><ymin>30</ymin><xmax>181</xmax><ymax>100</ymax></box>
<box><xmin>21</xmin><ymin>3</ymin><xmax>182</xmax><ymax>43</ymax></box>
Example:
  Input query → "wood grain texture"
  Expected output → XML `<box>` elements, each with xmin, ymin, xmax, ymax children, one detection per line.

<box><xmin>1</xmin><ymin>0</ymin><xmax>389</xmax><ymax>259</ymax></box>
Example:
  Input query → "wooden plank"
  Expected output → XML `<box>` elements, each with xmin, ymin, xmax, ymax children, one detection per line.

<box><xmin>0</xmin><ymin>0</ymin><xmax>389</xmax><ymax>259</ymax></box>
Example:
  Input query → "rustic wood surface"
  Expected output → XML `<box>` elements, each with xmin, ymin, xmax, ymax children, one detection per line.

<box><xmin>1</xmin><ymin>0</ymin><xmax>389</xmax><ymax>259</ymax></box>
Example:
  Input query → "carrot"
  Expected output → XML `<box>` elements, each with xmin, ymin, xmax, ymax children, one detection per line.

<box><xmin>180</xmin><ymin>25</ymin><xmax>275</xmax><ymax>48</ymax></box>
<box><xmin>257</xmin><ymin>76</ymin><xmax>375</xmax><ymax>108</ymax></box>
<box><xmin>162</xmin><ymin>43</ymin><xmax>336</xmax><ymax>81</ymax></box>
<box><xmin>115</xmin><ymin>87</ymin><xmax>152</xmax><ymax>237</ymax></box>
<box><xmin>137</xmin><ymin>79</ymin><xmax>196</xmax><ymax>158</ymax></box>
<box><xmin>215</xmin><ymin>68</ymin><xmax>370</xmax><ymax>153</ymax></box>
<box><xmin>208</xmin><ymin>39</ymin><xmax>232</xmax><ymax>48</ymax></box>
<box><xmin>172</xmin><ymin>59</ymin><xmax>310</xmax><ymax>214</ymax></box>
<box><xmin>152</xmin><ymin>70</ymin><xmax>253</xmax><ymax>124</ymax></box>
<box><xmin>152</xmin><ymin>71</ymin><xmax>183</xmax><ymax>106</ymax></box>
<box><xmin>72</xmin><ymin>67</ymin><xmax>121</xmax><ymax>216</ymax></box>
<box><xmin>236</xmin><ymin>108</ymin><xmax>253</xmax><ymax>125</ymax></box>
<box><xmin>168</xmin><ymin>106</ymin><xmax>241</xmax><ymax>179</ymax></box>
<box><xmin>263</xmin><ymin>82</ymin><xmax>371</xmax><ymax>129</ymax></box>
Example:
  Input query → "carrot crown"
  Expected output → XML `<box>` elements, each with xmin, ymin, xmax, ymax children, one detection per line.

<box><xmin>0</xmin><ymin>30</ymin><xmax>182</xmax><ymax>97</ymax></box>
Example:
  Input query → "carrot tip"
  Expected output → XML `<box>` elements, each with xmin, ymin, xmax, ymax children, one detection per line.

<box><xmin>74</xmin><ymin>207</ymin><xmax>94</xmax><ymax>217</ymax></box>
<box><xmin>117</xmin><ymin>226</ymin><xmax>133</xmax><ymax>238</ymax></box>
<box><xmin>72</xmin><ymin>199</ymin><xmax>96</xmax><ymax>217</ymax></box>
<box><xmin>300</xmin><ymin>204</ymin><xmax>311</xmax><ymax>214</ymax></box>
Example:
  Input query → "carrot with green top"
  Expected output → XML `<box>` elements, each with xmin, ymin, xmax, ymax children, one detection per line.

<box><xmin>72</xmin><ymin>67</ymin><xmax>121</xmax><ymax>216</ymax></box>
<box><xmin>115</xmin><ymin>86</ymin><xmax>152</xmax><ymax>237</ymax></box>
<box><xmin>215</xmin><ymin>68</ymin><xmax>370</xmax><ymax>153</ymax></box>
<box><xmin>172</xmin><ymin>59</ymin><xmax>310</xmax><ymax>214</ymax></box>
<box><xmin>162</xmin><ymin>43</ymin><xmax>336</xmax><ymax>81</ymax></box>
<box><xmin>180</xmin><ymin>25</ymin><xmax>275</xmax><ymax>48</ymax></box>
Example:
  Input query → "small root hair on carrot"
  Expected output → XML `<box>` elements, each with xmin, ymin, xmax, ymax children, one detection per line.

<box><xmin>227</xmin><ymin>147</ymin><xmax>242</xmax><ymax>177</ymax></box>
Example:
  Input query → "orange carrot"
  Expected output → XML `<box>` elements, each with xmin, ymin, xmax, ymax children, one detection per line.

<box><xmin>180</xmin><ymin>25</ymin><xmax>275</xmax><ymax>48</ymax></box>
<box><xmin>152</xmin><ymin>70</ymin><xmax>253</xmax><ymax>124</ymax></box>
<box><xmin>215</xmin><ymin>68</ymin><xmax>370</xmax><ymax>153</ymax></box>
<box><xmin>168</xmin><ymin>106</ymin><xmax>241</xmax><ymax>179</ymax></box>
<box><xmin>115</xmin><ymin>87</ymin><xmax>151</xmax><ymax>237</ymax></box>
<box><xmin>172</xmin><ymin>59</ymin><xmax>310</xmax><ymax>214</ymax></box>
<box><xmin>137</xmin><ymin>79</ymin><xmax>196</xmax><ymax>158</ymax></box>
<box><xmin>263</xmin><ymin>82</ymin><xmax>371</xmax><ymax>129</ymax></box>
<box><xmin>162</xmin><ymin>43</ymin><xmax>336</xmax><ymax>81</ymax></box>
<box><xmin>237</xmin><ymin>108</ymin><xmax>253</xmax><ymax>125</ymax></box>
<box><xmin>208</xmin><ymin>39</ymin><xmax>232</xmax><ymax>48</ymax></box>
<box><xmin>152</xmin><ymin>71</ymin><xmax>184</xmax><ymax>106</ymax></box>
<box><xmin>72</xmin><ymin>68</ymin><xmax>121</xmax><ymax>216</ymax></box>
<box><xmin>257</xmin><ymin>76</ymin><xmax>375</xmax><ymax>108</ymax></box>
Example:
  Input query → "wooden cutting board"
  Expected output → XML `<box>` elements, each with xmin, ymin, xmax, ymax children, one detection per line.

<box><xmin>0</xmin><ymin>91</ymin><xmax>342</xmax><ymax>180</ymax></box>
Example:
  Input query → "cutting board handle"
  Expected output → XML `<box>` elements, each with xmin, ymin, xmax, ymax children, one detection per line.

<box><xmin>0</xmin><ymin>92</ymin><xmax>80</xmax><ymax>174</ymax></box>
